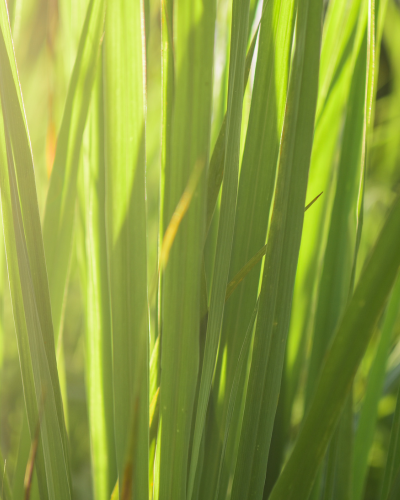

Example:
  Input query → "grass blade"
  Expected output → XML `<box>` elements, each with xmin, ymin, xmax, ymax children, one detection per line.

<box><xmin>157</xmin><ymin>0</ymin><xmax>216</xmax><ymax>498</ymax></box>
<box><xmin>24</xmin><ymin>390</ymin><xmax>45</xmax><ymax>500</ymax></box>
<box><xmin>103</xmin><ymin>1</ymin><xmax>149</xmax><ymax>498</ymax></box>
<box><xmin>305</xmin><ymin>0</ymin><xmax>370</xmax><ymax>409</ymax></box>
<box><xmin>0</xmin><ymin>5</ymin><xmax>72</xmax><ymax>498</ymax></box>
<box><xmin>213</xmin><ymin>299</ymin><xmax>259</xmax><ymax>500</ymax></box>
<box><xmin>381</xmin><ymin>383</ymin><xmax>400</xmax><ymax>500</ymax></box>
<box><xmin>12</xmin><ymin>417</ymin><xmax>39</xmax><ymax>500</ymax></box>
<box><xmin>225</xmin><ymin>193</ymin><xmax>322</xmax><ymax>302</ymax></box>
<box><xmin>229</xmin><ymin>0</ymin><xmax>323</xmax><ymax>496</ymax></box>
<box><xmin>187</xmin><ymin>0</ymin><xmax>250</xmax><ymax>497</ymax></box>
<box><xmin>304</xmin><ymin>0</ymin><xmax>376</xmax><ymax>494</ymax></box>
<box><xmin>269</xmin><ymin>195</ymin><xmax>400</xmax><ymax>500</ymax></box>
<box><xmin>42</xmin><ymin>0</ymin><xmax>105</xmax><ymax>343</ymax></box>
<box><xmin>84</xmin><ymin>59</ymin><xmax>117</xmax><ymax>500</ymax></box>
<box><xmin>352</xmin><ymin>274</ymin><xmax>400</xmax><ymax>500</ymax></box>
<box><xmin>205</xmin><ymin>6</ymin><xmax>264</xmax><ymax>237</ymax></box>
<box><xmin>149</xmin><ymin>337</ymin><xmax>159</xmax><ymax>497</ymax></box>
<box><xmin>201</xmin><ymin>1</ymin><xmax>297</xmax><ymax>494</ymax></box>
<box><xmin>285</xmin><ymin>0</ymin><xmax>362</xmax><ymax>429</ymax></box>
<box><xmin>316</xmin><ymin>0</ymin><xmax>362</xmax><ymax>119</ymax></box>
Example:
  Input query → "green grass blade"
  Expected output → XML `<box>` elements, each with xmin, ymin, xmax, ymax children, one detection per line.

<box><xmin>285</xmin><ymin>0</ymin><xmax>361</xmax><ymax>428</ymax></box>
<box><xmin>0</xmin><ymin>6</ymin><xmax>72</xmax><ymax>499</ymax></box>
<box><xmin>269</xmin><ymin>195</ymin><xmax>400</xmax><ymax>500</ymax></box>
<box><xmin>159</xmin><ymin>0</ymin><xmax>173</xmax><ymax>244</ymax></box>
<box><xmin>84</xmin><ymin>60</ymin><xmax>117</xmax><ymax>500</ymax></box>
<box><xmin>388</xmin><ymin>479</ymin><xmax>400</xmax><ymax>500</ymax></box>
<box><xmin>248</xmin><ymin>0</ymin><xmax>261</xmax><ymax>37</ymax></box>
<box><xmin>305</xmin><ymin>0</ymin><xmax>369</xmax><ymax>409</ymax></box>
<box><xmin>0</xmin><ymin>205</ymin><xmax>3</xmax><ymax>373</ymax></box>
<box><xmin>225</xmin><ymin>243</ymin><xmax>266</xmax><ymax>301</ymax></box>
<box><xmin>12</xmin><ymin>416</ymin><xmax>40</xmax><ymax>500</ymax></box>
<box><xmin>0</xmin><ymin>98</ymin><xmax>13</xmax><ymax>500</ymax></box>
<box><xmin>213</xmin><ymin>299</ymin><xmax>258</xmax><ymax>500</ymax></box>
<box><xmin>205</xmin><ymin>4</ymin><xmax>264</xmax><ymax>237</ymax></box>
<box><xmin>352</xmin><ymin>274</ymin><xmax>400</xmax><ymax>500</ymax></box>
<box><xmin>207</xmin><ymin>5</ymin><xmax>297</xmax><ymax>491</ymax></box>
<box><xmin>225</xmin><ymin>193</ymin><xmax>322</xmax><ymax>302</ymax></box>
<box><xmin>304</xmin><ymin>0</ymin><xmax>376</xmax><ymax>495</ymax></box>
<box><xmin>103</xmin><ymin>1</ymin><xmax>149</xmax><ymax>498</ymax></box>
<box><xmin>321</xmin><ymin>396</ymin><xmax>353</xmax><ymax>500</ymax></box>
<box><xmin>149</xmin><ymin>337</ymin><xmax>160</xmax><ymax>497</ymax></box>
<box><xmin>228</xmin><ymin>0</ymin><xmax>323</xmax><ymax>496</ymax></box>
<box><xmin>157</xmin><ymin>0</ymin><xmax>216</xmax><ymax>498</ymax></box>
<box><xmin>316</xmin><ymin>0</ymin><xmax>362</xmax><ymax>119</ymax></box>
<box><xmin>42</xmin><ymin>0</ymin><xmax>105</xmax><ymax>342</ymax></box>
<box><xmin>149</xmin><ymin>336</ymin><xmax>160</xmax><ymax>412</ymax></box>
<box><xmin>381</xmin><ymin>382</ymin><xmax>400</xmax><ymax>500</ymax></box>
<box><xmin>303</xmin><ymin>3</ymin><xmax>372</xmax><ymax>494</ymax></box>
<box><xmin>187</xmin><ymin>0</ymin><xmax>250</xmax><ymax>497</ymax></box>
<box><xmin>201</xmin><ymin>4</ymin><xmax>303</xmax><ymax>490</ymax></box>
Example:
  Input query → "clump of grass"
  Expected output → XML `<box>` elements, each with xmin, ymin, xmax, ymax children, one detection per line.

<box><xmin>0</xmin><ymin>0</ymin><xmax>400</xmax><ymax>500</ymax></box>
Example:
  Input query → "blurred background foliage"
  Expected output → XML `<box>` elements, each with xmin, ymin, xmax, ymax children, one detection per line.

<box><xmin>0</xmin><ymin>0</ymin><xmax>400</xmax><ymax>499</ymax></box>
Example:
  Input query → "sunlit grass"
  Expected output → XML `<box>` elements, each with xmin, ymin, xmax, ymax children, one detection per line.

<box><xmin>0</xmin><ymin>1</ymin><xmax>400</xmax><ymax>500</ymax></box>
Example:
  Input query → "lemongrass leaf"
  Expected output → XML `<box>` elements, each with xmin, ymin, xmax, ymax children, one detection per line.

<box><xmin>103</xmin><ymin>0</ymin><xmax>149</xmax><ymax>498</ymax></box>
<box><xmin>84</xmin><ymin>57</ymin><xmax>117</xmax><ymax>500</ymax></box>
<box><xmin>229</xmin><ymin>0</ymin><xmax>324</xmax><ymax>496</ymax></box>
<box><xmin>269</xmin><ymin>195</ymin><xmax>400</xmax><ymax>500</ymax></box>
<box><xmin>352</xmin><ymin>275</ymin><xmax>400</xmax><ymax>499</ymax></box>
<box><xmin>285</xmin><ymin>0</ymin><xmax>362</xmax><ymax>427</ymax></box>
<box><xmin>199</xmin><ymin>1</ymin><xmax>297</xmax><ymax>495</ymax></box>
<box><xmin>304</xmin><ymin>0</ymin><xmax>376</xmax><ymax>494</ymax></box>
<box><xmin>42</xmin><ymin>0</ymin><xmax>105</xmax><ymax>342</ymax></box>
<box><xmin>381</xmin><ymin>383</ymin><xmax>400</xmax><ymax>500</ymax></box>
<box><xmin>0</xmin><ymin>6</ymin><xmax>72</xmax><ymax>498</ymax></box>
<box><xmin>205</xmin><ymin>2</ymin><xmax>267</xmax><ymax>236</ymax></box>
<box><xmin>187</xmin><ymin>0</ymin><xmax>251</xmax><ymax>496</ymax></box>
<box><xmin>225</xmin><ymin>192</ymin><xmax>322</xmax><ymax>302</ymax></box>
<box><xmin>213</xmin><ymin>299</ymin><xmax>258</xmax><ymax>500</ymax></box>
<box><xmin>157</xmin><ymin>0</ymin><xmax>216</xmax><ymax>497</ymax></box>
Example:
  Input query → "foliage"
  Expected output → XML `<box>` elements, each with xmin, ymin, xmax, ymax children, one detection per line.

<box><xmin>0</xmin><ymin>0</ymin><xmax>400</xmax><ymax>500</ymax></box>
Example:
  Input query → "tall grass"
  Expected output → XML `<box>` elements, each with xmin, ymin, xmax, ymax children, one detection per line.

<box><xmin>0</xmin><ymin>0</ymin><xmax>400</xmax><ymax>500</ymax></box>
